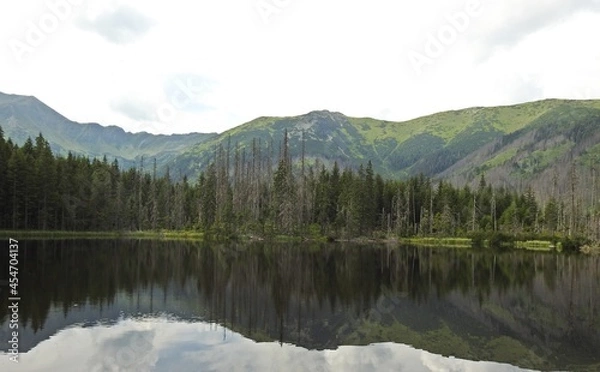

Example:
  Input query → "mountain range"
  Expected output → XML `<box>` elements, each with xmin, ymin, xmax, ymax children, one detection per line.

<box><xmin>2</xmin><ymin>91</ymin><xmax>599</xmax><ymax>194</ymax></box>
<box><xmin>0</xmin><ymin>92</ymin><xmax>216</xmax><ymax>170</ymax></box>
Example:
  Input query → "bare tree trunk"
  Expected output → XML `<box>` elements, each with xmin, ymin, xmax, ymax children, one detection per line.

<box><xmin>569</xmin><ymin>165</ymin><xmax>577</xmax><ymax>237</ymax></box>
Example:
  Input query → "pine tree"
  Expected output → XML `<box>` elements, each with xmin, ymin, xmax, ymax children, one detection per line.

<box><xmin>544</xmin><ymin>197</ymin><xmax>559</xmax><ymax>234</ymax></box>
<box><xmin>273</xmin><ymin>129</ymin><xmax>295</xmax><ymax>233</ymax></box>
<box><xmin>151</xmin><ymin>158</ymin><xmax>158</xmax><ymax>230</ymax></box>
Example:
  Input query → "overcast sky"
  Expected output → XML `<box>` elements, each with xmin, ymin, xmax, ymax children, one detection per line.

<box><xmin>1</xmin><ymin>0</ymin><xmax>599</xmax><ymax>134</ymax></box>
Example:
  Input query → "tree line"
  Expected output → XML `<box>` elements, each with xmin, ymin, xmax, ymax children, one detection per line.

<box><xmin>1</xmin><ymin>128</ymin><xmax>597</xmax><ymax>240</ymax></box>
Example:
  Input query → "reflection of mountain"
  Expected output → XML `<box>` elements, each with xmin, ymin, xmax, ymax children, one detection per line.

<box><xmin>0</xmin><ymin>317</ymin><xmax>531</xmax><ymax>372</ymax></box>
<box><xmin>0</xmin><ymin>240</ymin><xmax>599</xmax><ymax>371</ymax></box>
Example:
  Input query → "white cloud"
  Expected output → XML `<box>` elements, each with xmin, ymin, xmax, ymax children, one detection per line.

<box><xmin>0</xmin><ymin>0</ymin><xmax>599</xmax><ymax>134</ymax></box>
<box><xmin>78</xmin><ymin>5</ymin><xmax>155</xmax><ymax>44</ymax></box>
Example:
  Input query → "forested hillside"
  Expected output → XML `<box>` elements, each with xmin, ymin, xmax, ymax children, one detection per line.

<box><xmin>2</xmin><ymin>128</ymin><xmax>598</xmax><ymax>242</ymax></box>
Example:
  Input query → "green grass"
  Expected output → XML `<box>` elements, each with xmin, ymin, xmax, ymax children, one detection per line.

<box><xmin>348</xmin><ymin>117</ymin><xmax>415</xmax><ymax>144</ymax></box>
<box><xmin>0</xmin><ymin>231</ymin><xmax>573</xmax><ymax>254</ymax></box>
<box><xmin>352</xmin><ymin>99</ymin><xmax>599</xmax><ymax>147</ymax></box>
<box><xmin>328</xmin><ymin>99</ymin><xmax>597</xmax><ymax>152</ymax></box>
<box><xmin>481</xmin><ymin>147</ymin><xmax>518</xmax><ymax>169</ymax></box>
<box><xmin>514</xmin><ymin>141</ymin><xmax>572</xmax><ymax>176</ymax></box>
<box><xmin>401</xmin><ymin>236</ymin><xmax>559</xmax><ymax>252</ymax></box>
<box><xmin>0</xmin><ymin>230</ymin><xmax>326</xmax><ymax>243</ymax></box>
<box><xmin>0</xmin><ymin>230</ymin><xmax>205</xmax><ymax>240</ymax></box>
<box><xmin>515</xmin><ymin>240</ymin><xmax>554</xmax><ymax>251</ymax></box>
<box><xmin>488</xmin><ymin>99</ymin><xmax>565</xmax><ymax>133</ymax></box>
<box><xmin>221</xmin><ymin>116</ymin><xmax>282</xmax><ymax>137</ymax></box>
<box><xmin>0</xmin><ymin>230</ymin><xmax>123</xmax><ymax>239</ymax></box>
<box><xmin>401</xmin><ymin>237</ymin><xmax>472</xmax><ymax>247</ymax></box>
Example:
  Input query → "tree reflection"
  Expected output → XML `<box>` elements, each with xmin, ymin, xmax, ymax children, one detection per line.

<box><xmin>0</xmin><ymin>240</ymin><xmax>598</xmax><ymax>370</ymax></box>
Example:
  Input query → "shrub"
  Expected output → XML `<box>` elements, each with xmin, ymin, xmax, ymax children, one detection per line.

<box><xmin>559</xmin><ymin>236</ymin><xmax>590</xmax><ymax>253</ymax></box>
<box><xmin>470</xmin><ymin>232</ymin><xmax>486</xmax><ymax>249</ymax></box>
<box><xmin>488</xmin><ymin>232</ymin><xmax>515</xmax><ymax>251</ymax></box>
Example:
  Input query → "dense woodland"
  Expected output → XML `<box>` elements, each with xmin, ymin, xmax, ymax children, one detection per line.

<box><xmin>0</xmin><ymin>128</ymin><xmax>598</xmax><ymax>241</ymax></box>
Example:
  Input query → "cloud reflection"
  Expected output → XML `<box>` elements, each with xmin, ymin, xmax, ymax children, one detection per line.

<box><xmin>1</xmin><ymin>317</ymin><xmax>531</xmax><ymax>372</ymax></box>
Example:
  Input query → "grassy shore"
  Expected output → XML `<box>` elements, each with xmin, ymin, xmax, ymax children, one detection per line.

<box><xmin>515</xmin><ymin>240</ymin><xmax>555</xmax><ymax>252</ymax></box>
<box><xmin>400</xmin><ymin>237</ymin><xmax>560</xmax><ymax>253</ymax></box>
<box><xmin>1</xmin><ymin>230</ymin><xmax>596</xmax><ymax>254</ymax></box>
<box><xmin>0</xmin><ymin>230</ymin><xmax>205</xmax><ymax>240</ymax></box>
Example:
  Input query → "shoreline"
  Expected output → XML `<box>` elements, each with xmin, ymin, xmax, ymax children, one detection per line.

<box><xmin>1</xmin><ymin>230</ymin><xmax>598</xmax><ymax>254</ymax></box>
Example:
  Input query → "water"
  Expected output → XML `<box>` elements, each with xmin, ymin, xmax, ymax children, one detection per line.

<box><xmin>1</xmin><ymin>239</ymin><xmax>599</xmax><ymax>371</ymax></box>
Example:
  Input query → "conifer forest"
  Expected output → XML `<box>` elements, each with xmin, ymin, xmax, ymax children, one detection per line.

<box><xmin>1</xmin><ymin>128</ymin><xmax>598</xmax><ymax>245</ymax></box>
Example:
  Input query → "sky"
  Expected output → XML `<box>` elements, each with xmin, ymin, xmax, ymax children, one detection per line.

<box><xmin>1</xmin><ymin>0</ymin><xmax>599</xmax><ymax>135</ymax></box>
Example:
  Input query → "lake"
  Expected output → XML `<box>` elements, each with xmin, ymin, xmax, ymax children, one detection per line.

<box><xmin>1</xmin><ymin>239</ymin><xmax>599</xmax><ymax>371</ymax></box>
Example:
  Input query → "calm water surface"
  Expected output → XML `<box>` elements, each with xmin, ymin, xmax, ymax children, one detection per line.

<box><xmin>1</xmin><ymin>239</ymin><xmax>599</xmax><ymax>371</ymax></box>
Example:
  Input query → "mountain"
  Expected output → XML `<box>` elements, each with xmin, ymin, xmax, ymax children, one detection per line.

<box><xmin>174</xmin><ymin>99</ymin><xmax>600</xmax><ymax>189</ymax></box>
<box><xmin>0</xmin><ymin>92</ymin><xmax>216</xmax><ymax>170</ymax></box>
<box><xmin>439</xmin><ymin>103</ymin><xmax>600</xmax><ymax>194</ymax></box>
<box><xmin>2</xmin><ymin>90</ymin><xmax>600</xmax><ymax>193</ymax></box>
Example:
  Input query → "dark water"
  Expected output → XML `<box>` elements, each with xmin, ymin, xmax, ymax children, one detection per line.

<box><xmin>1</xmin><ymin>240</ymin><xmax>599</xmax><ymax>371</ymax></box>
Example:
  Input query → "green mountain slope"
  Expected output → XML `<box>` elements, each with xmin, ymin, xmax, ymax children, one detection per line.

<box><xmin>440</xmin><ymin>103</ymin><xmax>600</xmax><ymax>193</ymax></box>
<box><xmin>0</xmin><ymin>92</ymin><xmax>216</xmax><ymax>170</ymax></box>
<box><xmin>174</xmin><ymin>99</ymin><xmax>600</xmax><ymax>185</ymax></box>
<box><xmin>3</xmin><ymin>90</ymin><xmax>599</xmax><ymax>192</ymax></box>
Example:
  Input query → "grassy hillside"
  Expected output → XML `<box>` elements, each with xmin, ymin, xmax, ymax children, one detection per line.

<box><xmin>441</xmin><ymin>103</ymin><xmax>600</xmax><ymax>194</ymax></box>
<box><xmin>174</xmin><ymin>99</ymin><xmax>600</xmax><ymax>185</ymax></box>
